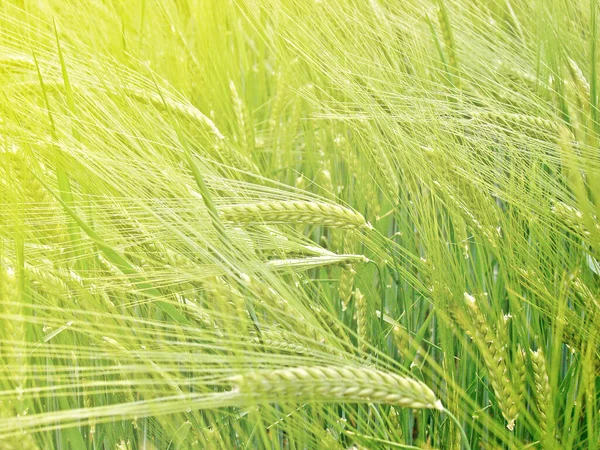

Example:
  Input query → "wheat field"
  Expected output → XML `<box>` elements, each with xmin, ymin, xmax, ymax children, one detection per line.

<box><xmin>0</xmin><ymin>0</ymin><xmax>599</xmax><ymax>448</ymax></box>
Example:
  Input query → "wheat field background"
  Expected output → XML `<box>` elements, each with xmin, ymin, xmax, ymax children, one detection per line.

<box><xmin>0</xmin><ymin>0</ymin><xmax>599</xmax><ymax>448</ymax></box>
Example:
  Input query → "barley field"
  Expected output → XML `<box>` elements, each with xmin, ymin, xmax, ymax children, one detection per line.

<box><xmin>0</xmin><ymin>1</ymin><xmax>599</xmax><ymax>449</ymax></box>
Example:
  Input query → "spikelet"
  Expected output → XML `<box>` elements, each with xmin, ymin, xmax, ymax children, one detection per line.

<box><xmin>365</xmin><ymin>177</ymin><xmax>381</xmax><ymax>219</ymax></box>
<box><xmin>463</xmin><ymin>293</ymin><xmax>519</xmax><ymax>430</ymax></box>
<box><xmin>220</xmin><ymin>201</ymin><xmax>371</xmax><ymax>229</ymax></box>
<box><xmin>230</xmin><ymin>366</ymin><xmax>443</xmax><ymax>410</ymax></box>
<box><xmin>354</xmin><ymin>288</ymin><xmax>368</xmax><ymax>354</ymax></box>
<box><xmin>530</xmin><ymin>348</ymin><xmax>555</xmax><ymax>448</ymax></box>
<box><xmin>114</xmin><ymin>85</ymin><xmax>227</xmax><ymax>142</ymax></box>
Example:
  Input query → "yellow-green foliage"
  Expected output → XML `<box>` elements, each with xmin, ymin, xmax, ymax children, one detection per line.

<box><xmin>0</xmin><ymin>0</ymin><xmax>598</xmax><ymax>449</ymax></box>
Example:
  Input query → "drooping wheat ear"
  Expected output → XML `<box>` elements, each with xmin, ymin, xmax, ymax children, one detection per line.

<box><xmin>471</xmin><ymin>111</ymin><xmax>561</xmax><ymax>139</ymax></box>
<box><xmin>19</xmin><ymin>76</ymin><xmax>221</xmax><ymax>137</ymax></box>
<box><xmin>432</xmin><ymin>180</ymin><xmax>499</xmax><ymax>249</ymax></box>
<box><xmin>111</xmin><ymin>85</ymin><xmax>225</xmax><ymax>141</ymax></box>
<box><xmin>463</xmin><ymin>293</ymin><xmax>519</xmax><ymax>430</ymax></box>
<box><xmin>331</xmin><ymin>222</ymin><xmax>353</xmax><ymax>256</ymax></box>
<box><xmin>338</xmin><ymin>264</ymin><xmax>356</xmax><ymax>311</ymax></box>
<box><xmin>530</xmin><ymin>348</ymin><xmax>555</xmax><ymax>448</ymax></box>
<box><xmin>126</xmin><ymin>85</ymin><xmax>264</xmax><ymax>173</ymax></box>
<box><xmin>219</xmin><ymin>201</ymin><xmax>372</xmax><ymax>229</ymax></box>
<box><xmin>229</xmin><ymin>80</ymin><xmax>254</xmax><ymax>153</ymax></box>
<box><xmin>229</xmin><ymin>366</ymin><xmax>443</xmax><ymax>410</ymax></box>
<box><xmin>253</xmin><ymin>335</ymin><xmax>314</xmax><ymax>356</ymax></box>
<box><xmin>355</xmin><ymin>288</ymin><xmax>368</xmax><ymax>354</ymax></box>
<box><xmin>267</xmin><ymin>254</ymin><xmax>367</xmax><ymax>271</ymax></box>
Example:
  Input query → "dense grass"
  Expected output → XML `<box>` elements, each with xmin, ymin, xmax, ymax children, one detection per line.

<box><xmin>0</xmin><ymin>0</ymin><xmax>599</xmax><ymax>448</ymax></box>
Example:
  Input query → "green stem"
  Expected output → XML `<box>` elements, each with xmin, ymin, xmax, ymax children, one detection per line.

<box><xmin>443</xmin><ymin>407</ymin><xmax>472</xmax><ymax>450</ymax></box>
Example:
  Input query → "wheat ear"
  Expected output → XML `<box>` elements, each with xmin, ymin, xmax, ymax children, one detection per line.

<box><xmin>463</xmin><ymin>293</ymin><xmax>519</xmax><ymax>430</ymax></box>
<box><xmin>219</xmin><ymin>201</ymin><xmax>371</xmax><ymax>229</ymax></box>
<box><xmin>0</xmin><ymin>265</ymin><xmax>27</xmax><ymax>395</ymax></box>
<box><xmin>514</xmin><ymin>345</ymin><xmax>527</xmax><ymax>408</ymax></box>
<box><xmin>437</xmin><ymin>2</ymin><xmax>459</xmax><ymax>74</ymax></box>
<box><xmin>338</xmin><ymin>264</ymin><xmax>356</xmax><ymax>311</ymax></box>
<box><xmin>355</xmin><ymin>288</ymin><xmax>368</xmax><ymax>354</ymax></box>
<box><xmin>229</xmin><ymin>80</ymin><xmax>254</xmax><ymax>153</ymax></box>
<box><xmin>530</xmin><ymin>348</ymin><xmax>555</xmax><ymax>448</ymax></box>
<box><xmin>567</xmin><ymin>58</ymin><xmax>591</xmax><ymax>105</ymax></box>
<box><xmin>229</xmin><ymin>366</ymin><xmax>443</xmax><ymax>410</ymax></box>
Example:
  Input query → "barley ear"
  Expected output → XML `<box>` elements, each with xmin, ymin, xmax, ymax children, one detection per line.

<box><xmin>220</xmin><ymin>201</ymin><xmax>371</xmax><ymax>229</ymax></box>
<box><xmin>229</xmin><ymin>366</ymin><xmax>444</xmax><ymax>411</ymax></box>
<box><xmin>355</xmin><ymin>288</ymin><xmax>368</xmax><ymax>354</ymax></box>
<box><xmin>530</xmin><ymin>348</ymin><xmax>556</xmax><ymax>449</ymax></box>
<box><xmin>464</xmin><ymin>293</ymin><xmax>519</xmax><ymax>430</ymax></box>
<box><xmin>338</xmin><ymin>264</ymin><xmax>356</xmax><ymax>311</ymax></box>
